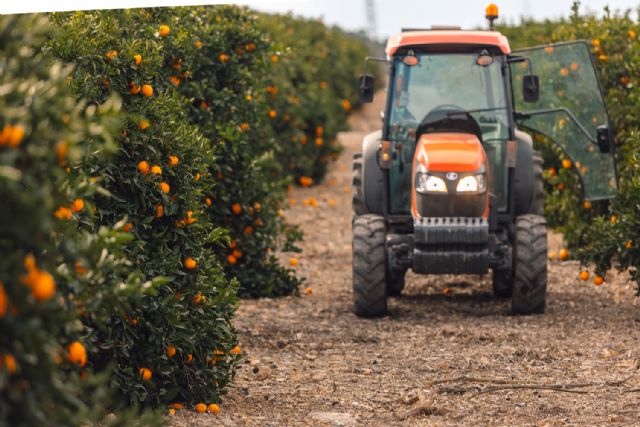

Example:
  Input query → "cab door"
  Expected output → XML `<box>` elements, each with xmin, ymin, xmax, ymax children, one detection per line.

<box><xmin>510</xmin><ymin>41</ymin><xmax>617</xmax><ymax>200</ymax></box>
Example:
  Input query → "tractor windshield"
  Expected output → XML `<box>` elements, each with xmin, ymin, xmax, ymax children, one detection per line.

<box><xmin>386</xmin><ymin>53</ymin><xmax>510</xmax><ymax>214</ymax></box>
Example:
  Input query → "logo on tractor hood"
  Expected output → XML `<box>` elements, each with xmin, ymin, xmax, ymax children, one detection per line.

<box><xmin>446</xmin><ymin>172</ymin><xmax>459</xmax><ymax>181</ymax></box>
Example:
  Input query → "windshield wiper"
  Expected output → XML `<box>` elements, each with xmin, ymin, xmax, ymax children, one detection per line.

<box><xmin>445</xmin><ymin>106</ymin><xmax>508</xmax><ymax>116</ymax></box>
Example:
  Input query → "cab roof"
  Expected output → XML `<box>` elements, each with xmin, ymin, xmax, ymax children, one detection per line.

<box><xmin>385</xmin><ymin>30</ymin><xmax>511</xmax><ymax>57</ymax></box>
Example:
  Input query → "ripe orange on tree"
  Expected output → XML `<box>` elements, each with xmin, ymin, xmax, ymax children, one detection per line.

<box><xmin>66</xmin><ymin>341</ymin><xmax>87</xmax><ymax>367</ymax></box>
<box><xmin>150</xmin><ymin>165</ymin><xmax>162</xmax><ymax>175</ymax></box>
<box><xmin>158</xmin><ymin>24</ymin><xmax>170</xmax><ymax>37</ymax></box>
<box><xmin>129</xmin><ymin>82</ymin><xmax>141</xmax><ymax>94</ymax></box>
<box><xmin>562</xmin><ymin>159</ymin><xmax>572</xmax><ymax>169</ymax></box>
<box><xmin>231</xmin><ymin>203</ymin><xmax>242</xmax><ymax>215</ymax></box>
<box><xmin>159</xmin><ymin>182</ymin><xmax>170</xmax><ymax>194</ymax></box>
<box><xmin>133</xmin><ymin>54</ymin><xmax>142</xmax><ymax>65</ymax></box>
<box><xmin>166</xmin><ymin>346</ymin><xmax>176</xmax><ymax>358</ymax></box>
<box><xmin>227</xmin><ymin>254</ymin><xmax>237</xmax><ymax>265</ymax></box>
<box><xmin>0</xmin><ymin>282</ymin><xmax>7</xmax><ymax>318</ymax></box>
<box><xmin>139</xmin><ymin>367</ymin><xmax>152</xmax><ymax>381</ymax></box>
<box><xmin>183</xmin><ymin>257</ymin><xmax>196</xmax><ymax>270</ymax></box>
<box><xmin>141</xmin><ymin>84</ymin><xmax>153</xmax><ymax>97</ymax></box>
<box><xmin>168</xmin><ymin>155</ymin><xmax>179</xmax><ymax>166</ymax></box>
<box><xmin>71</xmin><ymin>198</ymin><xmax>84</xmax><ymax>213</ymax></box>
<box><xmin>137</xmin><ymin>160</ymin><xmax>149</xmax><ymax>175</ymax></box>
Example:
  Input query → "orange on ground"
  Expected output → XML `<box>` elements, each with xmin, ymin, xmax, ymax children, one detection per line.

<box><xmin>170</xmin><ymin>403</ymin><xmax>185</xmax><ymax>409</ymax></box>
<box><xmin>290</xmin><ymin>258</ymin><xmax>298</xmax><ymax>267</ymax></box>
<box><xmin>168</xmin><ymin>409</ymin><xmax>176</xmax><ymax>415</ymax></box>
<box><xmin>594</xmin><ymin>275</ymin><xmax>604</xmax><ymax>286</ymax></box>
<box><xmin>71</xmin><ymin>199</ymin><xmax>84</xmax><ymax>213</ymax></box>
<box><xmin>139</xmin><ymin>367</ymin><xmax>152</xmax><ymax>381</ymax></box>
<box><xmin>208</xmin><ymin>404</ymin><xmax>220</xmax><ymax>414</ymax></box>
<box><xmin>579</xmin><ymin>271</ymin><xmax>590</xmax><ymax>281</ymax></box>
<box><xmin>150</xmin><ymin>165</ymin><xmax>162</xmax><ymax>175</ymax></box>
<box><xmin>67</xmin><ymin>341</ymin><xmax>87</xmax><ymax>367</ymax></box>
<box><xmin>559</xmin><ymin>248</ymin><xmax>570</xmax><ymax>261</ymax></box>
<box><xmin>137</xmin><ymin>160</ymin><xmax>150</xmax><ymax>175</ymax></box>
<box><xmin>141</xmin><ymin>84</ymin><xmax>153</xmax><ymax>97</ymax></box>
<box><xmin>196</xmin><ymin>403</ymin><xmax>207</xmax><ymax>413</ymax></box>
<box><xmin>548</xmin><ymin>251</ymin><xmax>557</xmax><ymax>260</ymax></box>
<box><xmin>305</xmin><ymin>287</ymin><xmax>313</xmax><ymax>295</ymax></box>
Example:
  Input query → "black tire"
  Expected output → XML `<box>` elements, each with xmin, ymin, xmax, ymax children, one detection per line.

<box><xmin>512</xmin><ymin>214</ymin><xmax>547</xmax><ymax>314</ymax></box>
<box><xmin>530</xmin><ymin>151</ymin><xmax>544</xmax><ymax>215</ymax></box>
<box><xmin>352</xmin><ymin>153</ymin><xmax>369</xmax><ymax>216</ymax></box>
<box><xmin>492</xmin><ymin>269</ymin><xmax>512</xmax><ymax>298</ymax></box>
<box><xmin>386</xmin><ymin>268</ymin><xmax>406</xmax><ymax>297</ymax></box>
<box><xmin>352</xmin><ymin>214</ymin><xmax>387</xmax><ymax>317</ymax></box>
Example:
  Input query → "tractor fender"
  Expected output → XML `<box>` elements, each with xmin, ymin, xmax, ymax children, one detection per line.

<box><xmin>361</xmin><ymin>130</ymin><xmax>384</xmax><ymax>215</ymax></box>
<box><xmin>513</xmin><ymin>129</ymin><xmax>534</xmax><ymax>216</ymax></box>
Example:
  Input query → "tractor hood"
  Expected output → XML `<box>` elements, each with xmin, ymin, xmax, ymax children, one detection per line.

<box><xmin>413</xmin><ymin>133</ymin><xmax>486</xmax><ymax>173</ymax></box>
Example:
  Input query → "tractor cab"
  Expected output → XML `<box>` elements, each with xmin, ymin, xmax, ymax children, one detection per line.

<box><xmin>351</xmin><ymin>4</ymin><xmax>617</xmax><ymax>317</ymax></box>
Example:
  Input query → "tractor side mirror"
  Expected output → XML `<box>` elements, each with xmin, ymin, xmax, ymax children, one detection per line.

<box><xmin>596</xmin><ymin>125</ymin><xmax>613</xmax><ymax>153</ymax></box>
<box><xmin>522</xmin><ymin>74</ymin><xmax>540</xmax><ymax>103</ymax></box>
<box><xmin>359</xmin><ymin>74</ymin><xmax>375</xmax><ymax>103</ymax></box>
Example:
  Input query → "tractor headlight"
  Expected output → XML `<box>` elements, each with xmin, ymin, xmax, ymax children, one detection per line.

<box><xmin>416</xmin><ymin>173</ymin><xmax>448</xmax><ymax>193</ymax></box>
<box><xmin>456</xmin><ymin>174</ymin><xmax>486</xmax><ymax>193</ymax></box>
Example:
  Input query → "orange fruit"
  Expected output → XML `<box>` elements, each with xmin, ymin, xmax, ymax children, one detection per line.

<box><xmin>133</xmin><ymin>54</ymin><xmax>142</xmax><ymax>65</ymax></box>
<box><xmin>594</xmin><ymin>275</ymin><xmax>604</xmax><ymax>286</ymax></box>
<box><xmin>55</xmin><ymin>141</ymin><xmax>68</xmax><ymax>165</ymax></box>
<box><xmin>200</xmin><ymin>101</ymin><xmax>208</xmax><ymax>109</ymax></box>
<box><xmin>289</xmin><ymin>258</ymin><xmax>298</xmax><ymax>267</ymax></box>
<box><xmin>227</xmin><ymin>254</ymin><xmax>237</xmax><ymax>265</ymax></box>
<box><xmin>230</xmin><ymin>346</ymin><xmax>241</xmax><ymax>355</ymax></box>
<box><xmin>170</xmin><ymin>403</ymin><xmax>185</xmax><ymax>410</ymax></box>
<box><xmin>305</xmin><ymin>287</ymin><xmax>313</xmax><ymax>295</ymax></box>
<box><xmin>138</xmin><ymin>120</ymin><xmax>150</xmax><ymax>130</ymax></box>
<box><xmin>150</xmin><ymin>165</ymin><xmax>162</xmax><ymax>175</ymax></box>
<box><xmin>246</xmin><ymin>43</ymin><xmax>256</xmax><ymax>52</ymax></box>
<box><xmin>579</xmin><ymin>271</ymin><xmax>589</xmax><ymax>281</ymax></box>
<box><xmin>557</xmin><ymin>183</ymin><xmax>565</xmax><ymax>191</ymax></box>
<box><xmin>271</xmin><ymin>54</ymin><xmax>279</xmax><ymax>62</ymax></box>
<box><xmin>629</xmin><ymin>30</ymin><xmax>636</xmax><ymax>39</ymax></box>
<box><xmin>168</xmin><ymin>409</ymin><xmax>176</xmax><ymax>415</ymax></box>
<box><xmin>137</xmin><ymin>160</ymin><xmax>150</xmax><ymax>175</ymax></box>
<box><xmin>4</xmin><ymin>125</ymin><xmax>25</xmax><ymax>147</ymax></box>
<box><xmin>185</xmin><ymin>354</ymin><xmax>193</xmax><ymax>364</ymax></box>
<box><xmin>168</xmin><ymin>155</ymin><xmax>179</xmax><ymax>166</ymax></box>
<box><xmin>626</xmin><ymin>240</ymin><xmax>633</xmax><ymax>249</ymax></box>
<box><xmin>240</xmin><ymin>123</ymin><xmax>250</xmax><ymax>131</ymax></box>
<box><xmin>243</xmin><ymin>226</ymin><xmax>253</xmax><ymax>235</ymax></box>
<box><xmin>24</xmin><ymin>269</ymin><xmax>56</xmax><ymax>301</ymax></box>
<box><xmin>268</xmin><ymin>109</ymin><xmax>277</xmax><ymax>119</ymax></box>
<box><xmin>562</xmin><ymin>159</ymin><xmax>572</xmax><ymax>169</ymax></box>
<box><xmin>548</xmin><ymin>251</ymin><xmax>557</xmax><ymax>260</ymax></box>
<box><xmin>219</xmin><ymin>53</ymin><xmax>229</xmax><ymax>62</ymax></box>
<box><xmin>122</xmin><ymin>223</ymin><xmax>133</xmax><ymax>232</ymax></box>
<box><xmin>315</xmin><ymin>138</ymin><xmax>324</xmax><ymax>146</ymax></box>
<box><xmin>168</xmin><ymin>76</ymin><xmax>181</xmax><ymax>86</ymax></box>
<box><xmin>67</xmin><ymin>341</ymin><xmax>87</xmax><ymax>367</ymax></box>
<box><xmin>159</xmin><ymin>182</ymin><xmax>170</xmax><ymax>194</ymax></box>
<box><xmin>559</xmin><ymin>248</ymin><xmax>570</xmax><ymax>261</ymax></box>
<box><xmin>232</xmin><ymin>249</ymin><xmax>243</xmax><ymax>259</ymax></box>
<box><xmin>0</xmin><ymin>282</ymin><xmax>7</xmax><ymax>318</ymax></box>
<box><xmin>71</xmin><ymin>199</ymin><xmax>85</xmax><ymax>213</ymax></box>
<box><xmin>208</xmin><ymin>403</ymin><xmax>221</xmax><ymax>414</ymax></box>
<box><xmin>195</xmin><ymin>40</ymin><xmax>203</xmax><ymax>48</ymax></box>
<box><xmin>159</xmin><ymin>24</ymin><xmax>170</xmax><ymax>37</ymax></box>
<box><xmin>195</xmin><ymin>403</ymin><xmax>207</xmax><ymax>413</ymax></box>
<box><xmin>141</xmin><ymin>84</ymin><xmax>153</xmax><ymax>97</ymax></box>
<box><xmin>583</xmin><ymin>200</ymin><xmax>591</xmax><ymax>209</ymax></box>
<box><xmin>156</xmin><ymin>204</ymin><xmax>164</xmax><ymax>218</ymax></box>
<box><xmin>592</xmin><ymin>39</ymin><xmax>601</xmax><ymax>46</ymax></box>
<box><xmin>231</xmin><ymin>203</ymin><xmax>242</xmax><ymax>215</ymax></box>
<box><xmin>139</xmin><ymin>367</ymin><xmax>152</xmax><ymax>381</ymax></box>
<box><xmin>2</xmin><ymin>354</ymin><xmax>17</xmax><ymax>374</ymax></box>
<box><xmin>129</xmin><ymin>82</ymin><xmax>141</xmax><ymax>94</ymax></box>
<box><xmin>205</xmin><ymin>197</ymin><xmax>212</xmax><ymax>206</ymax></box>
<box><xmin>194</xmin><ymin>173</ymin><xmax>201</xmax><ymax>181</ymax></box>
<box><xmin>54</xmin><ymin>206</ymin><xmax>73</xmax><ymax>220</ymax></box>
<box><xmin>166</xmin><ymin>346</ymin><xmax>176</xmax><ymax>358</ymax></box>
<box><xmin>548</xmin><ymin>167</ymin><xmax>556</xmax><ymax>176</ymax></box>
<box><xmin>610</xmin><ymin>215</ymin><xmax>618</xmax><ymax>224</ymax></box>
<box><xmin>183</xmin><ymin>257</ymin><xmax>197</xmax><ymax>270</ymax></box>
<box><xmin>570</xmin><ymin>62</ymin><xmax>579</xmax><ymax>71</ymax></box>
<box><xmin>105</xmin><ymin>50</ymin><xmax>118</xmax><ymax>60</ymax></box>
<box><xmin>229</xmin><ymin>240</ymin><xmax>237</xmax><ymax>249</ymax></box>
<box><xmin>193</xmin><ymin>293</ymin><xmax>204</xmax><ymax>304</ymax></box>
<box><xmin>560</xmin><ymin>68</ymin><xmax>569</xmax><ymax>77</ymax></box>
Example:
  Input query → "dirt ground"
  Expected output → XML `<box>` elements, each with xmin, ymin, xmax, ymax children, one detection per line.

<box><xmin>171</xmin><ymin>98</ymin><xmax>640</xmax><ymax>426</ymax></box>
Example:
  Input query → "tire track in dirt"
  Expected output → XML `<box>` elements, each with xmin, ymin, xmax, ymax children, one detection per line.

<box><xmin>173</xmin><ymin>98</ymin><xmax>640</xmax><ymax>426</ymax></box>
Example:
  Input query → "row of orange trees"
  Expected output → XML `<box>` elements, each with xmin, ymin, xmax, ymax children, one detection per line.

<box><xmin>0</xmin><ymin>7</ymin><xmax>369</xmax><ymax>425</ymax></box>
<box><xmin>499</xmin><ymin>2</ymin><xmax>640</xmax><ymax>287</ymax></box>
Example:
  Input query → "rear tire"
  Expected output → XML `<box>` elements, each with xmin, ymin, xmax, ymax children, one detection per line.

<box><xmin>512</xmin><ymin>214</ymin><xmax>547</xmax><ymax>314</ymax></box>
<box><xmin>352</xmin><ymin>215</ymin><xmax>387</xmax><ymax>317</ymax></box>
<box><xmin>530</xmin><ymin>151</ymin><xmax>544</xmax><ymax>215</ymax></box>
<box><xmin>352</xmin><ymin>153</ymin><xmax>368</xmax><ymax>216</ymax></box>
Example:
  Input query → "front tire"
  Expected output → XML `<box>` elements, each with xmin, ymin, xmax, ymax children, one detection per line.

<box><xmin>352</xmin><ymin>153</ymin><xmax>368</xmax><ymax>216</ymax></box>
<box><xmin>352</xmin><ymin>215</ymin><xmax>387</xmax><ymax>317</ymax></box>
<box><xmin>512</xmin><ymin>214</ymin><xmax>547</xmax><ymax>314</ymax></box>
<box><xmin>529</xmin><ymin>151</ymin><xmax>544</xmax><ymax>215</ymax></box>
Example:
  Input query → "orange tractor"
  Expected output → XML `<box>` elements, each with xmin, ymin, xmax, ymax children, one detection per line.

<box><xmin>352</xmin><ymin>5</ymin><xmax>617</xmax><ymax>316</ymax></box>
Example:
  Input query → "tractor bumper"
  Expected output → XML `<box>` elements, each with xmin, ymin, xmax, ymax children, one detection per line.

<box><xmin>412</xmin><ymin>217</ymin><xmax>489</xmax><ymax>275</ymax></box>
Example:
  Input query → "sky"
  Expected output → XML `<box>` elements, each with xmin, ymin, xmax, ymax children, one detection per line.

<box><xmin>237</xmin><ymin>0</ymin><xmax>640</xmax><ymax>41</ymax></box>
